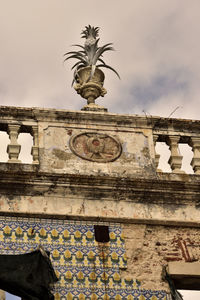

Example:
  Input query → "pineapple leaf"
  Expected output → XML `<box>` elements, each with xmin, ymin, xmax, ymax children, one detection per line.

<box><xmin>93</xmin><ymin>43</ymin><xmax>114</xmax><ymax>64</ymax></box>
<box><xmin>86</xmin><ymin>65</ymin><xmax>96</xmax><ymax>82</ymax></box>
<box><xmin>96</xmin><ymin>64</ymin><xmax>120</xmax><ymax>79</ymax></box>
<box><xmin>71</xmin><ymin>61</ymin><xmax>86</xmax><ymax>70</ymax></box>
<box><xmin>71</xmin><ymin>44</ymin><xmax>85</xmax><ymax>50</ymax></box>
<box><xmin>98</xmin><ymin>58</ymin><xmax>106</xmax><ymax>65</ymax></box>
<box><xmin>64</xmin><ymin>55</ymin><xmax>87</xmax><ymax>64</ymax></box>
<box><xmin>64</xmin><ymin>54</ymin><xmax>85</xmax><ymax>60</ymax></box>
<box><xmin>64</xmin><ymin>51</ymin><xmax>85</xmax><ymax>57</ymax></box>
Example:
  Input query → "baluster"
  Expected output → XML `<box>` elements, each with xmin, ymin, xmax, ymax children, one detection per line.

<box><xmin>190</xmin><ymin>137</ymin><xmax>200</xmax><ymax>174</ymax></box>
<box><xmin>7</xmin><ymin>124</ymin><xmax>21</xmax><ymax>163</ymax></box>
<box><xmin>31</xmin><ymin>125</ymin><xmax>39</xmax><ymax>164</ymax></box>
<box><xmin>167</xmin><ymin>135</ymin><xmax>184</xmax><ymax>173</ymax></box>
<box><xmin>153</xmin><ymin>134</ymin><xmax>161</xmax><ymax>171</ymax></box>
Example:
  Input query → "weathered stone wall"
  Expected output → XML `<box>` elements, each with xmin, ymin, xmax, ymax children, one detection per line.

<box><xmin>41</xmin><ymin>125</ymin><xmax>153</xmax><ymax>178</ymax></box>
<box><xmin>122</xmin><ymin>223</ymin><xmax>200</xmax><ymax>291</ymax></box>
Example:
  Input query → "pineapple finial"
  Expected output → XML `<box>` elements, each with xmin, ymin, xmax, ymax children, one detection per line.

<box><xmin>81</xmin><ymin>25</ymin><xmax>99</xmax><ymax>40</ymax></box>
<box><xmin>81</xmin><ymin>25</ymin><xmax>100</xmax><ymax>48</ymax></box>
<box><xmin>64</xmin><ymin>25</ymin><xmax>120</xmax><ymax>112</ymax></box>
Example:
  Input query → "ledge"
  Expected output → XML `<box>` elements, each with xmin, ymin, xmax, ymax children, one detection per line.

<box><xmin>0</xmin><ymin>168</ymin><xmax>200</xmax><ymax>226</ymax></box>
<box><xmin>0</xmin><ymin>162</ymin><xmax>39</xmax><ymax>173</ymax></box>
<box><xmin>0</xmin><ymin>166</ymin><xmax>200</xmax><ymax>205</ymax></box>
<box><xmin>168</xmin><ymin>262</ymin><xmax>200</xmax><ymax>290</ymax></box>
<box><xmin>0</xmin><ymin>105</ymin><xmax>200</xmax><ymax>133</ymax></box>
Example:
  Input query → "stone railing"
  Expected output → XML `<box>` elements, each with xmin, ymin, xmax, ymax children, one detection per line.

<box><xmin>153</xmin><ymin>133</ymin><xmax>200</xmax><ymax>174</ymax></box>
<box><xmin>0</xmin><ymin>106</ymin><xmax>200</xmax><ymax>176</ymax></box>
<box><xmin>0</xmin><ymin>122</ymin><xmax>39</xmax><ymax>164</ymax></box>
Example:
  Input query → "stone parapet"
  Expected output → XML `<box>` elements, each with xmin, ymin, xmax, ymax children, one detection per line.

<box><xmin>1</xmin><ymin>105</ymin><xmax>200</xmax><ymax>175</ymax></box>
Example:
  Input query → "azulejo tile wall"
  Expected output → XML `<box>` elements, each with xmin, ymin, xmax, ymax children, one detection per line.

<box><xmin>0</xmin><ymin>217</ymin><xmax>168</xmax><ymax>300</ymax></box>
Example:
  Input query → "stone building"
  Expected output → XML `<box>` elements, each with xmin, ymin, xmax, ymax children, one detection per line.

<box><xmin>0</xmin><ymin>105</ymin><xmax>200</xmax><ymax>299</ymax></box>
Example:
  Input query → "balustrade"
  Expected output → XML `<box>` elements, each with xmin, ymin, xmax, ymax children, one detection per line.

<box><xmin>0</xmin><ymin>122</ymin><xmax>39</xmax><ymax>165</ymax></box>
<box><xmin>153</xmin><ymin>133</ymin><xmax>200</xmax><ymax>174</ymax></box>
<box><xmin>0</xmin><ymin>106</ymin><xmax>200</xmax><ymax>176</ymax></box>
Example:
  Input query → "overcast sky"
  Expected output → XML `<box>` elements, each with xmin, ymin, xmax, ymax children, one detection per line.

<box><xmin>1</xmin><ymin>1</ymin><xmax>200</xmax><ymax>299</ymax></box>
<box><xmin>1</xmin><ymin>0</ymin><xmax>200</xmax><ymax>119</ymax></box>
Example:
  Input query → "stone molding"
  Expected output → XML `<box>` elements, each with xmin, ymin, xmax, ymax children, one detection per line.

<box><xmin>1</xmin><ymin>105</ymin><xmax>200</xmax><ymax>134</ymax></box>
<box><xmin>0</xmin><ymin>166</ymin><xmax>200</xmax><ymax>226</ymax></box>
<box><xmin>0</xmin><ymin>166</ymin><xmax>199</xmax><ymax>199</ymax></box>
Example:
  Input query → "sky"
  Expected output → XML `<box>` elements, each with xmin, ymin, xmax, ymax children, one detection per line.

<box><xmin>1</xmin><ymin>0</ymin><xmax>200</xmax><ymax>299</ymax></box>
<box><xmin>0</xmin><ymin>0</ymin><xmax>200</xmax><ymax>119</ymax></box>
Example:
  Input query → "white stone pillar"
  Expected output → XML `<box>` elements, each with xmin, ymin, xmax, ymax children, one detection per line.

<box><xmin>190</xmin><ymin>137</ymin><xmax>200</xmax><ymax>174</ymax></box>
<box><xmin>167</xmin><ymin>135</ymin><xmax>183</xmax><ymax>173</ymax></box>
<box><xmin>153</xmin><ymin>134</ymin><xmax>161</xmax><ymax>171</ymax></box>
<box><xmin>31</xmin><ymin>125</ymin><xmax>39</xmax><ymax>164</ymax></box>
<box><xmin>7</xmin><ymin>124</ymin><xmax>21</xmax><ymax>163</ymax></box>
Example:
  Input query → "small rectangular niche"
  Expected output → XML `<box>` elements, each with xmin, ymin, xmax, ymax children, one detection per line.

<box><xmin>168</xmin><ymin>261</ymin><xmax>200</xmax><ymax>290</ymax></box>
<box><xmin>94</xmin><ymin>225</ymin><xmax>110</xmax><ymax>243</ymax></box>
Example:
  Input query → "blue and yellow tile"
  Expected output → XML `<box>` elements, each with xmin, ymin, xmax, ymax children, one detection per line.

<box><xmin>0</xmin><ymin>216</ymin><xmax>167</xmax><ymax>299</ymax></box>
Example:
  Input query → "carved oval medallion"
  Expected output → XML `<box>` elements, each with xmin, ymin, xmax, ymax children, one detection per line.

<box><xmin>69</xmin><ymin>132</ymin><xmax>122</xmax><ymax>162</ymax></box>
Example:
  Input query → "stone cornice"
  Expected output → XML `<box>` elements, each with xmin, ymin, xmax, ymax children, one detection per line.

<box><xmin>0</xmin><ymin>163</ymin><xmax>200</xmax><ymax>205</ymax></box>
<box><xmin>0</xmin><ymin>105</ymin><xmax>200</xmax><ymax>133</ymax></box>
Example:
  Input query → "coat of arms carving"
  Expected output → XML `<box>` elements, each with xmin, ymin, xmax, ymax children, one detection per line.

<box><xmin>69</xmin><ymin>132</ymin><xmax>122</xmax><ymax>162</ymax></box>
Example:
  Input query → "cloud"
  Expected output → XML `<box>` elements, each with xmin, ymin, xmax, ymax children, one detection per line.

<box><xmin>0</xmin><ymin>0</ymin><xmax>200</xmax><ymax>120</ymax></box>
<box><xmin>129</xmin><ymin>68</ymin><xmax>189</xmax><ymax>108</ymax></box>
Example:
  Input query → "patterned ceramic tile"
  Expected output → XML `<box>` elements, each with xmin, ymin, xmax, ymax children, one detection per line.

<box><xmin>0</xmin><ymin>216</ymin><xmax>167</xmax><ymax>299</ymax></box>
